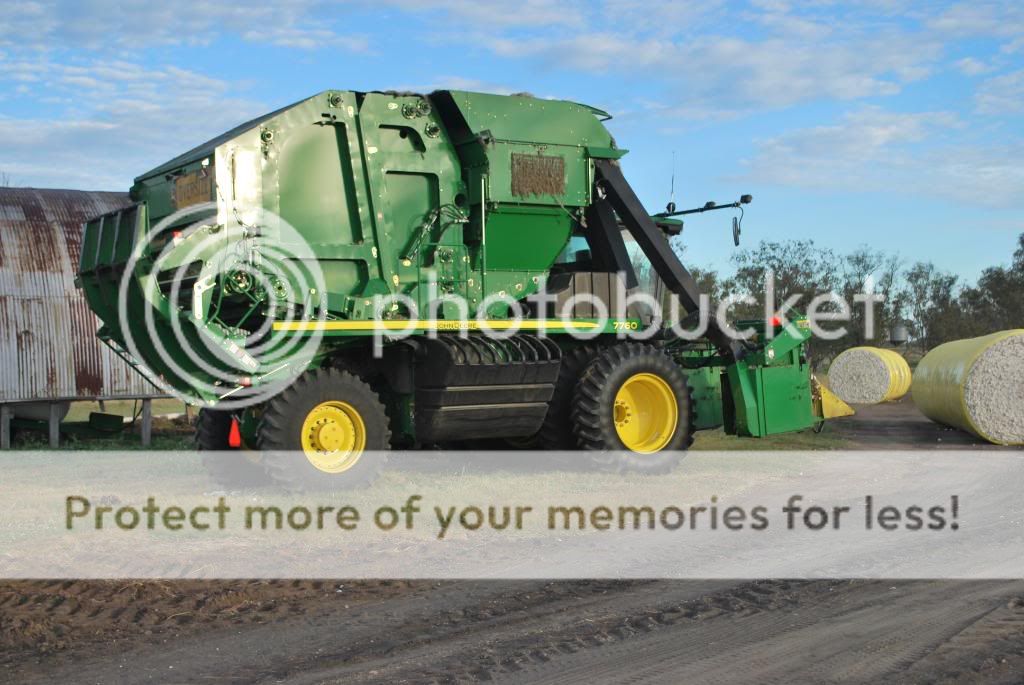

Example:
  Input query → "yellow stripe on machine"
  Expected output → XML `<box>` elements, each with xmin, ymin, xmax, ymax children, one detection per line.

<box><xmin>272</xmin><ymin>319</ymin><xmax>603</xmax><ymax>332</ymax></box>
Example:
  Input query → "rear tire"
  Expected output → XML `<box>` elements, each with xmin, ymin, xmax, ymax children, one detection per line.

<box><xmin>258</xmin><ymin>368</ymin><xmax>390</xmax><ymax>490</ymax></box>
<box><xmin>195</xmin><ymin>409</ymin><xmax>270</xmax><ymax>489</ymax></box>
<box><xmin>538</xmin><ymin>344</ymin><xmax>602</xmax><ymax>450</ymax></box>
<box><xmin>570</xmin><ymin>344</ymin><xmax>694</xmax><ymax>473</ymax></box>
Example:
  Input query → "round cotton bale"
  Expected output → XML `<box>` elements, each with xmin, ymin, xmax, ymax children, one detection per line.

<box><xmin>827</xmin><ymin>347</ymin><xmax>912</xmax><ymax>405</ymax></box>
<box><xmin>912</xmin><ymin>329</ymin><xmax>1024</xmax><ymax>445</ymax></box>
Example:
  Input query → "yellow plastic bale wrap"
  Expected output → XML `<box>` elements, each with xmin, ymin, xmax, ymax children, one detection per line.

<box><xmin>912</xmin><ymin>329</ymin><xmax>1024</xmax><ymax>446</ymax></box>
<box><xmin>828</xmin><ymin>347</ymin><xmax>912</xmax><ymax>404</ymax></box>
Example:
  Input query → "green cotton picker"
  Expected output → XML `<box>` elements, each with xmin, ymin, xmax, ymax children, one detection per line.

<box><xmin>76</xmin><ymin>89</ymin><xmax>851</xmax><ymax>488</ymax></box>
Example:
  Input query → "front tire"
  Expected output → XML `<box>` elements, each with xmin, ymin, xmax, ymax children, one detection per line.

<box><xmin>258</xmin><ymin>368</ymin><xmax>391</xmax><ymax>490</ymax></box>
<box><xmin>570</xmin><ymin>344</ymin><xmax>694</xmax><ymax>473</ymax></box>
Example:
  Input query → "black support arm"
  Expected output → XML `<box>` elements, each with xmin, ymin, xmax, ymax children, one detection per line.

<box><xmin>583</xmin><ymin>198</ymin><xmax>638</xmax><ymax>290</ymax></box>
<box><xmin>593</xmin><ymin>159</ymin><xmax>744</xmax><ymax>361</ymax></box>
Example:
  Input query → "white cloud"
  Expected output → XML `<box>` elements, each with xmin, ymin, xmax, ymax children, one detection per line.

<box><xmin>752</xmin><ymin>107</ymin><xmax>960</xmax><ymax>162</ymax></box>
<box><xmin>739</xmin><ymin>107</ymin><xmax>1024</xmax><ymax>207</ymax></box>
<box><xmin>954</xmin><ymin>57</ymin><xmax>995</xmax><ymax>76</ymax></box>
<box><xmin>747</xmin><ymin>4</ymin><xmax>834</xmax><ymax>41</ymax></box>
<box><xmin>490</xmin><ymin>30</ymin><xmax>939</xmax><ymax>110</ymax></box>
<box><xmin>374</xmin><ymin>0</ymin><xmax>586</xmax><ymax>29</ymax></box>
<box><xmin>491</xmin><ymin>33</ymin><xmax>672</xmax><ymax>71</ymax></box>
<box><xmin>926</xmin><ymin>1</ymin><xmax>1024</xmax><ymax>39</ymax></box>
<box><xmin>241</xmin><ymin>27</ymin><xmax>369</xmax><ymax>51</ymax></box>
<box><xmin>688</xmin><ymin>35</ymin><xmax>937</xmax><ymax>107</ymax></box>
<box><xmin>446</xmin><ymin>1</ymin><xmax>954</xmax><ymax>112</ymax></box>
<box><xmin>2</xmin><ymin>0</ymin><xmax>1022</xmax><ymax>197</ymax></box>
<box><xmin>1003</xmin><ymin>36</ymin><xmax>1024</xmax><ymax>53</ymax></box>
<box><xmin>0</xmin><ymin>0</ymin><xmax>366</xmax><ymax>52</ymax></box>
<box><xmin>975</xmin><ymin>69</ymin><xmax>1024</xmax><ymax>114</ymax></box>
<box><xmin>0</xmin><ymin>59</ymin><xmax>264</xmax><ymax>189</ymax></box>
<box><xmin>393</xmin><ymin>76</ymin><xmax>522</xmax><ymax>95</ymax></box>
<box><xmin>0</xmin><ymin>2</ymin><xmax>58</xmax><ymax>51</ymax></box>
<box><xmin>393</xmin><ymin>1</ymin><xmax>1023</xmax><ymax>116</ymax></box>
<box><xmin>598</xmin><ymin>0</ymin><xmax>725</xmax><ymax>38</ymax></box>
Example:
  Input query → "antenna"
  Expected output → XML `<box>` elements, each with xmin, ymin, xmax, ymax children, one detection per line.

<box><xmin>670</xmin><ymin>151</ymin><xmax>676</xmax><ymax>204</ymax></box>
<box><xmin>666</xmin><ymin>151</ymin><xmax>677</xmax><ymax>214</ymax></box>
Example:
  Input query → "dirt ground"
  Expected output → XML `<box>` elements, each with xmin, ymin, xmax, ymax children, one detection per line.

<box><xmin>2</xmin><ymin>399</ymin><xmax>1021</xmax><ymax>684</ymax></box>
<box><xmin>827</xmin><ymin>396</ymin><xmax>1009</xmax><ymax>450</ymax></box>
<box><xmin>6</xmin><ymin>579</ymin><xmax>1024</xmax><ymax>684</ymax></box>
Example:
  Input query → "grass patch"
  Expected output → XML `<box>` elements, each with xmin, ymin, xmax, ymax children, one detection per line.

<box><xmin>10</xmin><ymin>416</ymin><xmax>194</xmax><ymax>451</ymax></box>
<box><xmin>65</xmin><ymin>399</ymin><xmax>190</xmax><ymax>422</ymax></box>
<box><xmin>692</xmin><ymin>427</ymin><xmax>850</xmax><ymax>451</ymax></box>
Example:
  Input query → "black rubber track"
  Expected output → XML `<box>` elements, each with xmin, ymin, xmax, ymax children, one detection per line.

<box><xmin>194</xmin><ymin>408</ymin><xmax>271</xmax><ymax>488</ymax></box>
<box><xmin>258</xmin><ymin>368</ymin><xmax>391</xmax><ymax>491</ymax></box>
<box><xmin>538</xmin><ymin>344</ymin><xmax>603</xmax><ymax>450</ymax></box>
<box><xmin>570</xmin><ymin>343</ymin><xmax>695</xmax><ymax>473</ymax></box>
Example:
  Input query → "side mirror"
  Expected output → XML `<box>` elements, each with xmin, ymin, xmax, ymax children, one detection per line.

<box><xmin>732</xmin><ymin>216</ymin><xmax>741</xmax><ymax>246</ymax></box>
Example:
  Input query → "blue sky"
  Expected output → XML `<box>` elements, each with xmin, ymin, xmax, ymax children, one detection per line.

<box><xmin>1</xmin><ymin>1</ymin><xmax>1021</xmax><ymax>281</ymax></box>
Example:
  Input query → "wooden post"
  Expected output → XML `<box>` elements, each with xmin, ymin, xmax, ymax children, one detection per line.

<box><xmin>98</xmin><ymin>399</ymin><xmax>106</xmax><ymax>412</ymax></box>
<box><xmin>0</xmin><ymin>405</ymin><xmax>10</xmax><ymax>450</ymax></box>
<box><xmin>140</xmin><ymin>398</ymin><xmax>152</xmax><ymax>447</ymax></box>
<box><xmin>48</xmin><ymin>402</ymin><xmax>60</xmax><ymax>448</ymax></box>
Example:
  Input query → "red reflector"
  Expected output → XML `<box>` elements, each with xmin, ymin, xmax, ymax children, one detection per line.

<box><xmin>770</xmin><ymin>316</ymin><xmax>782</xmax><ymax>327</ymax></box>
<box><xmin>228</xmin><ymin>419</ymin><xmax>242</xmax><ymax>448</ymax></box>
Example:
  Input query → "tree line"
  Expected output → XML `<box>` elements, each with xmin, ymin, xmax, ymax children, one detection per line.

<box><xmin>663</xmin><ymin>232</ymin><xmax>1024</xmax><ymax>362</ymax></box>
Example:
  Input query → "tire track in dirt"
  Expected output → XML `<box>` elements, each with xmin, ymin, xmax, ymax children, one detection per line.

<box><xmin>494</xmin><ymin>581</ymin><xmax>1024</xmax><ymax>685</ymax></box>
<box><xmin>320</xmin><ymin>580</ymin><xmax>868</xmax><ymax>683</ymax></box>
<box><xmin>878</xmin><ymin>594</ymin><xmax>1024</xmax><ymax>684</ymax></box>
<box><xmin>288</xmin><ymin>580</ymin><xmax>801</xmax><ymax>684</ymax></box>
<box><xmin>8</xmin><ymin>580</ymin><xmax>1024</xmax><ymax>684</ymax></box>
<box><xmin>5</xmin><ymin>580</ymin><xmax>722</xmax><ymax>683</ymax></box>
<box><xmin>0</xmin><ymin>579</ymin><xmax>419</xmax><ymax>667</ymax></box>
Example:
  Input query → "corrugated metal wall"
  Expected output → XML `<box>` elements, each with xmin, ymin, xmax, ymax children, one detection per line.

<box><xmin>0</xmin><ymin>187</ymin><xmax>163</xmax><ymax>402</ymax></box>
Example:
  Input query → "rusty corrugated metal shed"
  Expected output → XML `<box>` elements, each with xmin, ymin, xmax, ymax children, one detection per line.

<box><xmin>0</xmin><ymin>187</ymin><xmax>164</xmax><ymax>402</ymax></box>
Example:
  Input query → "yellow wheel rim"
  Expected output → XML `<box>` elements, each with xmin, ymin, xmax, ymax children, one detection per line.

<box><xmin>300</xmin><ymin>401</ymin><xmax>366</xmax><ymax>473</ymax></box>
<box><xmin>613</xmin><ymin>373</ymin><xmax>679</xmax><ymax>453</ymax></box>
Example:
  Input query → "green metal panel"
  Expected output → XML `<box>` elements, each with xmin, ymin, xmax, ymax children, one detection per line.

<box><xmin>669</xmin><ymin>343</ymin><xmax>725</xmax><ymax>431</ymax></box>
<box><xmin>443</xmin><ymin>91</ymin><xmax>614</xmax><ymax>147</ymax></box>
<box><xmin>485</xmin><ymin>142</ymin><xmax>590</xmax><ymax>206</ymax></box>
<box><xmin>276</xmin><ymin>121</ymin><xmax>362</xmax><ymax>247</ymax></box>
<box><xmin>483</xmin><ymin>206</ymin><xmax>571</xmax><ymax>271</ymax></box>
<box><xmin>440</xmin><ymin>91</ymin><xmax>616</xmax><ymax>210</ymax></box>
<box><xmin>758</xmin><ymin>366</ymin><xmax>816</xmax><ymax>434</ymax></box>
<box><xmin>723</xmin><ymin>319</ymin><xmax>817</xmax><ymax>437</ymax></box>
<box><xmin>683</xmin><ymin>366</ymin><xmax>725</xmax><ymax>430</ymax></box>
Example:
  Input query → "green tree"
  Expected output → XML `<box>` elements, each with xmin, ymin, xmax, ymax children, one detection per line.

<box><xmin>839</xmin><ymin>247</ymin><xmax>904</xmax><ymax>347</ymax></box>
<box><xmin>902</xmin><ymin>262</ymin><xmax>962</xmax><ymax>351</ymax></box>
<box><xmin>730</xmin><ymin>240</ymin><xmax>839</xmax><ymax>308</ymax></box>
<box><xmin>728</xmin><ymin>239</ymin><xmax>841</xmax><ymax>324</ymax></box>
<box><xmin>957</xmin><ymin>233</ymin><xmax>1024</xmax><ymax>336</ymax></box>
